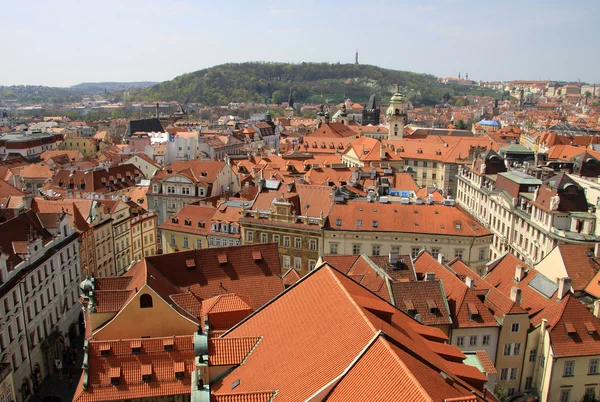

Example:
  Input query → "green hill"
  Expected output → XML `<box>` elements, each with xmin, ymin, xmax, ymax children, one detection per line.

<box><xmin>131</xmin><ymin>62</ymin><xmax>500</xmax><ymax>106</ymax></box>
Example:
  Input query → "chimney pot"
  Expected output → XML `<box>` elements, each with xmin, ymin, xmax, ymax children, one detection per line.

<box><xmin>510</xmin><ymin>286</ymin><xmax>522</xmax><ymax>304</ymax></box>
<box><xmin>557</xmin><ymin>277</ymin><xmax>572</xmax><ymax>301</ymax></box>
<box><xmin>437</xmin><ymin>253</ymin><xmax>445</xmax><ymax>265</ymax></box>
<box><xmin>514</xmin><ymin>265</ymin><xmax>524</xmax><ymax>282</ymax></box>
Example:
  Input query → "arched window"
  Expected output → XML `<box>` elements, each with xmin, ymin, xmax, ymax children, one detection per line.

<box><xmin>140</xmin><ymin>294</ymin><xmax>153</xmax><ymax>309</ymax></box>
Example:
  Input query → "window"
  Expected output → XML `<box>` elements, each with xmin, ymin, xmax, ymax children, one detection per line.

<box><xmin>529</xmin><ymin>349</ymin><xmax>537</xmax><ymax>363</ymax></box>
<box><xmin>283</xmin><ymin>256</ymin><xmax>290</xmax><ymax>268</ymax></box>
<box><xmin>140</xmin><ymin>294</ymin><xmax>153</xmax><ymax>309</ymax></box>
<box><xmin>431</xmin><ymin>248</ymin><xmax>439</xmax><ymax>258</ymax></box>
<box><xmin>511</xmin><ymin>323</ymin><xmax>520</xmax><ymax>333</ymax></box>
<box><xmin>454</xmin><ymin>249</ymin><xmax>463</xmax><ymax>259</ymax></box>
<box><xmin>482</xmin><ymin>335</ymin><xmax>490</xmax><ymax>346</ymax></box>
<box><xmin>372</xmin><ymin>245</ymin><xmax>380</xmax><ymax>256</ymax></box>
<box><xmin>356</xmin><ymin>219</ymin><xmax>362</xmax><ymax>227</ymax></box>
<box><xmin>261</xmin><ymin>233</ymin><xmax>268</xmax><ymax>243</ymax></box>
<box><xmin>183</xmin><ymin>237</ymin><xmax>189</xmax><ymax>249</ymax></box>
<box><xmin>170</xmin><ymin>235</ymin><xmax>175</xmax><ymax>246</ymax></box>
<box><xmin>308</xmin><ymin>260</ymin><xmax>316</xmax><ymax>271</ymax></box>
<box><xmin>503</xmin><ymin>343</ymin><xmax>511</xmax><ymax>356</ymax></box>
<box><xmin>196</xmin><ymin>240</ymin><xmax>202</xmax><ymax>249</ymax></box>
<box><xmin>469</xmin><ymin>336</ymin><xmax>477</xmax><ymax>347</ymax></box>
<box><xmin>510</xmin><ymin>367</ymin><xmax>518</xmax><ymax>380</ymax></box>
<box><xmin>513</xmin><ymin>342</ymin><xmax>521</xmax><ymax>356</ymax></box>
<box><xmin>283</xmin><ymin>236</ymin><xmax>290</xmax><ymax>248</ymax></box>
<box><xmin>456</xmin><ymin>336</ymin><xmax>464</xmax><ymax>346</ymax></box>
<box><xmin>309</xmin><ymin>239</ymin><xmax>317</xmax><ymax>251</ymax></box>
<box><xmin>295</xmin><ymin>238</ymin><xmax>301</xmax><ymax>249</ymax></box>
<box><xmin>423</xmin><ymin>161</ymin><xmax>428</xmax><ymax>167</ymax></box>
<box><xmin>563</xmin><ymin>360</ymin><xmax>574</xmax><ymax>377</ymax></box>
<box><xmin>246</xmin><ymin>231</ymin><xmax>254</xmax><ymax>242</ymax></box>
<box><xmin>391</xmin><ymin>246</ymin><xmax>400</xmax><ymax>253</ymax></box>
<box><xmin>585</xmin><ymin>388</ymin><xmax>596</xmax><ymax>398</ymax></box>
<box><xmin>500</xmin><ymin>368</ymin><xmax>508</xmax><ymax>381</ymax></box>
<box><xmin>372</xmin><ymin>220</ymin><xmax>378</xmax><ymax>228</ymax></box>
<box><xmin>335</xmin><ymin>218</ymin><xmax>342</xmax><ymax>226</ymax></box>
<box><xmin>432</xmin><ymin>173</ymin><xmax>437</xmax><ymax>180</ymax></box>
<box><xmin>412</xmin><ymin>247</ymin><xmax>420</xmax><ymax>258</ymax></box>
<box><xmin>524</xmin><ymin>376</ymin><xmax>533</xmax><ymax>390</ymax></box>
<box><xmin>559</xmin><ymin>390</ymin><xmax>570</xmax><ymax>402</ymax></box>
<box><xmin>352</xmin><ymin>244</ymin><xmax>361</xmax><ymax>255</ymax></box>
<box><xmin>589</xmin><ymin>359</ymin><xmax>599</xmax><ymax>375</ymax></box>
<box><xmin>294</xmin><ymin>257</ymin><xmax>301</xmax><ymax>271</ymax></box>
<box><xmin>479</xmin><ymin>249</ymin><xmax>485</xmax><ymax>260</ymax></box>
<box><xmin>273</xmin><ymin>235</ymin><xmax>280</xmax><ymax>245</ymax></box>
<box><xmin>330</xmin><ymin>244</ymin><xmax>338</xmax><ymax>255</ymax></box>
<box><xmin>422</xmin><ymin>172</ymin><xmax>427</xmax><ymax>178</ymax></box>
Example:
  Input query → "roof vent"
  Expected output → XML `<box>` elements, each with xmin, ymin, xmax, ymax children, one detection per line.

<box><xmin>185</xmin><ymin>259</ymin><xmax>196</xmax><ymax>269</ymax></box>
<box><xmin>218</xmin><ymin>254</ymin><xmax>228</xmax><ymax>265</ymax></box>
<box><xmin>109</xmin><ymin>367</ymin><xmax>121</xmax><ymax>386</ymax></box>
<box><xmin>174</xmin><ymin>362</ymin><xmax>185</xmax><ymax>380</ymax></box>
<box><xmin>99</xmin><ymin>344</ymin><xmax>111</xmax><ymax>357</ymax></box>
<box><xmin>130</xmin><ymin>340</ymin><xmax>141</xmax><ymax>355</ymax></box>
<box><xmin>252</xmin><ymin>251</ymin><xmax>262</xmax><ymax>261</ymax></box>
<box><xmin>565</xmin><ymin>322</ymin><xmax>577</xmax><ymax>336</ymax></box>
<box><xmin>141</xmin><ymin>364</ymin><xmax>152</xmax><ymax>383</ymax></box>
<box><xmin>163</xmin><ymin>338</ymin><xmax>174</xmax><ymax>351</ymax></box>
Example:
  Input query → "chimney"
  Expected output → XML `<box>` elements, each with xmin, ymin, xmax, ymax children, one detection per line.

<box><xmin>425</xmin><ymin>272</ymin><xmax>435</xmax><ymax>281</ymax></box>
<box><xmin>557</xmin><ymin>277</ymin><xmax>572</xmax><ymax>300</ymax></box>
<box><xmin>389</xmin><ymin>251</ymin><xmax>399</xmax><ymax>264</ymax></box>
<box><xmin>594</xmin><ymin>300</ymin><xmax>600</xmax><ymax>319</ymax></box>
<box><xmin>437</xmin><ymin>253</ymin><xmax>445</xmax><ymax>265</ymax></box>
<box><xmin>379</xmin><ymin>144</ymin><xmax>386</xmax><ymax>160</ymax></box>
<box><xmin>465</xmin><ymin>276</ymin><xmax>474</xmax><ymax>289</ymax></box>
<box><xmin>510</xmin><ymin>286</ymin><xmax>522</xmax><ymax>304</ymax></box>
<box><xmin>595</xmin><ymin>243</ymin><xmax>600</xmax><ymax>259</ymax></box>
<box><xmin>514</xmin><ymin>265</ymin><xmax>524</xmax><ymax>282</ymax></box>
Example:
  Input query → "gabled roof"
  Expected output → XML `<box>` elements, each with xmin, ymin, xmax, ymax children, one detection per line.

<box><xmin>549</xmin><ymin>295</ymin><xmax>600</xmax><ymax>358</ymax></box>
<box><xmin>391</xmin><ymin>280</ymin><xmax>453</xmax><ymax>326</ymax></box>
<box><xmin>73</xmin><ymin>336</ymin><xmax>194</xmax><ymax>402</ymax></box>
<box><xmin>556</xmin><ymin>244</ymin><xmax>600</xmax><ymax>292</ymax></box>
<box><xmin>413</xmin><ymin>253</ymin><xmax>498</xmax><ymax>329</ymax></box>
<box><xmin>212</xmin><ymin>264</ymin><xmax>489</xmax><ymax>401</ymax></box>
<box><xmin>143</xmin><ymin>244</ymin><xmax>283</xmax><ymax>311</ymax></box>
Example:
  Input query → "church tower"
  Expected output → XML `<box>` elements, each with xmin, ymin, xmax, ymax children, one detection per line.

<box><xmin>284</xmin><ymin>90</ymin><xmax>295</xmax><ymax>117</ymax></box>
<box><xmin>387</xmin><ymin>87</ymin><xmax>407</xmax><ymax>140</ymax></box>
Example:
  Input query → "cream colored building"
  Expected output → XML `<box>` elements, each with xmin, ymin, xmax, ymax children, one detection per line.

<box><xmin>131</xmin><ymin>210</ymin><xmax>158</xmax><ymax>261</ymax></box>
<box><xmin>457</xmin><ymin>155</ymin><xmax>599</xmax><ymax>266</ymax></box>
<box><xmin>324</xmin><ymin>201</ymin><xmax>493</xmax><ymax>271</ymax></box>
<box><xmin>123</xmin><ymin>153</ymin><xmax>162</xmax><ymax>180</ymax></box>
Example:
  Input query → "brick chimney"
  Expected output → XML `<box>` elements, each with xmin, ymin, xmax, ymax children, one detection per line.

<box><xmin>510</xmin><ymin>286</ymin><xmax>522</xmax><ymax>304</ymax></box>
<box><xmin>514</xmin><ymin>265</ymin><xmax>524</xmax><ymax>282</ymax></box>
<box><xmin>557</xmin><ymin>277</ymin><xmax>572</xmax><ymax>301</ymax></box>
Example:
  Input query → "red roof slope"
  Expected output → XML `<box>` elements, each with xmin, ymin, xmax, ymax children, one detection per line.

<box><xmin>211</xmin><ymin>265</ymin><xmax>490</xmax><ymax>401</ymax></box>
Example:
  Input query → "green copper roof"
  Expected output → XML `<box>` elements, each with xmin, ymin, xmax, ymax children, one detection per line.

<box><xmin>390</xmin><ymin>92</ymin><xmax>405</xmax><ymax>103</ymax></box>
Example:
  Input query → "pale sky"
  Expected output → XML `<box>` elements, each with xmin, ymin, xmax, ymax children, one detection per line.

<box><xmin>1</xmin><ymin>0</ymin><xmax>598</xmax><ymax>87</ymax></box>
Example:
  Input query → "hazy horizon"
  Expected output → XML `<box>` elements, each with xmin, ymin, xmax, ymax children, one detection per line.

<box><xmin>2</xmin><ymin>0</ymin><xmax>599</xmax><ymax>87</ymax></box>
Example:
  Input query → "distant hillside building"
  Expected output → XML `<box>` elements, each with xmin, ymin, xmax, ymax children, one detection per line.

<box><xmin>362</xmin><ymin>94</ymin><xmax>380</xmax><ymax>126</ymax></box>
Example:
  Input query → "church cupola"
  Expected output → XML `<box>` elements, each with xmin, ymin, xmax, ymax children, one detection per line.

<box><xmin>387</xmin><ymin>86</ymin><xmax>407</xmax><ymax>140</ymax></box>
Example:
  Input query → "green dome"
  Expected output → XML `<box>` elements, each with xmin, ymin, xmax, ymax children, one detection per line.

<box><xmin>390</xmin><ymin>91</ymin><xmax>405</xmax><ymax>103</ymax></box>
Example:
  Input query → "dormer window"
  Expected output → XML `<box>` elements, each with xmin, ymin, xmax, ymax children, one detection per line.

<box><xmin>335</xmin><ymin>218</ymin><xmax>342</xmax><ymax>226</ymax></box>
<box><xmin>427</xmin><ymin>299</ymin><xmax>439</xmax><ymax>314</ymax></box>
<box><xmin>174</xmin><ymin>362</ymin><xmax>185</xmax><ymax>380</ymax></box>
<box><xmin>130</xmin><ymin>340</ymin><xmax>141</xmax><ymax>355</ymax></box>
<box><xmin>212</xmin><ymin>223</ymin><xmax>220</xmax><ymax>232</ymax></box>
<box><xmin>172</xmin><ymin>217</ymin><xmax>179</xmax><ymax>224</ymax></box>
<box><xmin>163</xmin><ymin>338</ymin><xmax>174</xmax><ymax>351</ymax></box>
<box><xmin>109</xmin><ymin>367</ymin><xmax>121</xmax><ymax>386</ymax></box>
<box><xmin>100</xmin><ymin>344</ymin><xmax>111</xmax><ymax>357</ymax></box>
<box><xmin>141</xmin><ymin>364</ymin><xmax>152</xmax><ymax>383</ymax></box>
<box><xmin>230</xmin><ymin>225</ymin><xmax>238</xmax><ymax>234</ymax></box>
<box><xmin>198</xmin><ymin>221</ymin><xmax>205</xmax><ymax>228</ymax></box>
<box><xmin>467</xmin><ymin>303</ymin><xmax>480</xmax><ymax>320</ymax></box>
<box><xmin>184</xmin><ymin>219</ymin><xmax>192</xmax><ymax>226</ymax></box>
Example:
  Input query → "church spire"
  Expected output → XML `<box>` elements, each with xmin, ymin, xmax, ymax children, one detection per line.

<box><xmin>355</xmin><ymin>50</ymin><xmax>358</xmax><ymax>65</ymax></box>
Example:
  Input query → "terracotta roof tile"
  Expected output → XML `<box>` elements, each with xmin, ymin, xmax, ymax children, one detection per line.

<box><xmin>209</xmin><ymin>337</ymin><xmax>261</xmax><ymax>366</ymax></box>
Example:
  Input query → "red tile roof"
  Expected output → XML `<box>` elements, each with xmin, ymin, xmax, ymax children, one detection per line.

<box><xmin>556</xmin><ymin>244</ymin><xmax>600</xmax><ymax>292</ymax></box>
<box><xmin>326</xmin><ymin>202</ymin><xmax>491</xmax><ymax>237</ymax></box>
<box><xmin>549</xmin><ymin>295</ymin><xmax>600</xmax><ymax>357</ymax></box>
<box><xmin>73</xmin><ymin>336</ymin><xmax>195</xmax><ymax>402</ymax></box>
<box><xmin>211</xmin><ymin>264</ymin><xmax>489</xmax><ymax>401</ymax></box>
<box><xmin>209</xmin><ymin>337</ymin><xmax>261</xmax><ymax>366</ymax></box>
